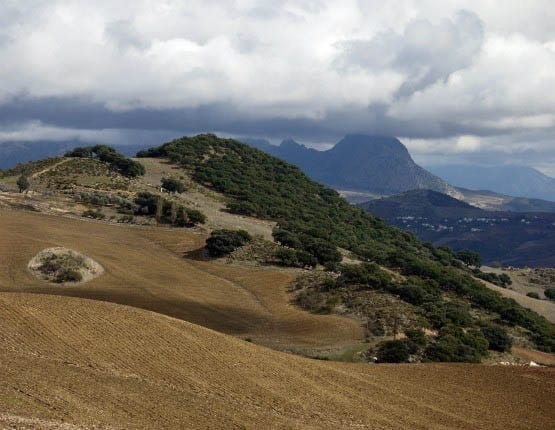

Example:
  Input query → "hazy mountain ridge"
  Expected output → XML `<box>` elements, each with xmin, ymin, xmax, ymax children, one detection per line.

<box><xmin>456</xmin><ymin>187</ymin><xmax>555</xmax><ymax>213</ymax></box>
<box><xmin>242</xmin><ymin>134</ymin><xmax>456</xmax><ymax>195</ymax></box>
<box><xmin>428</xmin><ymin>164</ymin><xmax>555</xmax><ymax>202</ymax></box>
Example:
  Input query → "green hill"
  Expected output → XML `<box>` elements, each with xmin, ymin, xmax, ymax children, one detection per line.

<box><xmin>138</xmin><ymin>134</ymin><xmax>555</xmax><ymax>357</ymax></box>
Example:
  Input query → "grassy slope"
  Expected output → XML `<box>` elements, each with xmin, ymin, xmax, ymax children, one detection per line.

<box><xmin>1</xmin><ymin>292</ymin><xmax>554</xmax><ymax>429</ymax></box>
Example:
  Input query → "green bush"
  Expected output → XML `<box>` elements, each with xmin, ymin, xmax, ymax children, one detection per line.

<box><xmin>545</xmin><ymin>288</ymin><xmax>555</xmax><ymax>301</ymax></box>
<box><xmin>54</xmin><ymin>268</ymin><xmax>83</xmax><ymax>283</ymax></box>
<box><xmin>134</xmin><ymin>192</ymin><xmax>160</xmax><ymax>216</ymax></box>
<box><xmin>133</xmin><ymin>192</ymin><xmax>205</xmax><ymax>227</ymax></box>
<box><xmin>480</xmin><ymin>323</ymin><xmax>512</xmax><ymax>352</ymax></box>
<box><xmin>161</xmin><ymin>177</ymin><xmax>185</xmax><ymax>193</ymax></box>
<box><xmin>426</xmin><ymin>326</ymin><xmax>488</xmax><ymax>363</ymax></box>
<box><xmin>273</xmin><ymin>229</ymin><xmax>302</xmax><ymax>249</ymax></box>
<box><xmin>376</xmin><ymin>340</ymin><xmax>410</xmax><ymax>363</ymax></box>
<box><xmin>184</xmin><ymin>208</ymin><xmax>206</xmax><ymax>226</ymax></box>
<box><xmin>404</xmin><ymin>328</ymin><xmax>427</xmax><ymax>354</ymax></box>
<box><xmin>527</xmin><ymin>292</ymin><xmax>541</xmax><ymax>299</ymax></box>
<box><xmin>498</xmin><ymin>273</ymin><xmax>512</xmax><ymax>286</ymax></box>
<box><xmin>66</xmin><ymin>145</ymin><xmax>145</xmax><ymax>177</ymax></box>
<box><xmin>456</xmin><ymin>249</ymin><xmax>482</xmax><ymax>267</ymax></box>
<box><xmin>37</xmin><ymin>252</ymin><xmax>85</xmax><ymax>284</ymax></box>
<box><xmin>17</xmin><ymin>175</ymin><xmax>30</xmax><ymax>193</ymax></box>
<box><xmin>206</xmin><ymin>229</ymin><xmax>252</xmax><ymax>257</ymax></box>
<box><xmin>474</xmin><ymin>270</ymin><xmax>512</xmax><ymax>287</ymax></box>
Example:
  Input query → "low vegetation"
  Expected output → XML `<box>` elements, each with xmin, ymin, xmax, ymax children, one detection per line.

<box><xmin>17</xmin><ymin>175</ymin><xmax>30</xmax><ymax>193</ymax></box>
<box><xmin>473</xmin><ymin>269</ymin><xmax>512</xmax><ymax>287</ymax></box>
<box><xmin>206</xmin><ymin>229</ymin><xmax>252</xmax><ymax>257</ymax></box>
<box><xmin>0</xmin><ymin>157</ymin><xmax>61</xmax><ymax>178</ymax></box>
<box><xmin>38</xmin><ymin>252</ymin><xmax>84</xmax><ymax>283</ymax></box>
<box><xmin>74</xmin><ymin>189</ymin><xmax>206</xmax><ymax>227</ymax></box>
<box><xmin>161</xmin><ymin>177</ymin><xmax>185</xmax><ymax>193</ymax></box>
<box><xmin>29</xmin><ymin>249</ymin><xmax>97</xmax><ymax>284</ymax></box>
<box><xmin>455</xmin><ymin>249</ymin><xmax>482</xmax><ymax>268</ymax></box>
<box><xmin>66</xmin><ymin>145</ymin><xmax>145</xmax><ymax>177</ymax></box>
<box><xmin>134</xmin><ymin>192</ymin><xmax>206</xmax><ymax>227</ymax></box>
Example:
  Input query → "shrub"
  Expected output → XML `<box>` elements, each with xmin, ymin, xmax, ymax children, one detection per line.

<box><xmin>17</xmin><ymin>175</ymin><xmax>30</xmax><ymax>193</ymax></box>
<box><xmin>455</xmin><ymin>250</ymin><xmax>482</xmax><ymax>267</ymax></box>
<box><xmin>527</xmin><ymin>292</ymin><xmax>541</xmax><ymax>299</ymax></box>
<box><xmin>66</xmin><ymin>145</ymin><xmax>145</xmax><ymax>177</ymax></box>
<box><xmin>475</xmin><ymin>270</ymin><xmax>512</xmax><ymax>287</ymax></box>
<box><xmin>303</xmin><ymin>238</ymin><xmax>342</xmax><ymax>266</ymax></box>
<box><xmin>54</xmin><ymin>268</ymin><xmax>83</xmax><ymax>283</ymax></box>
<box><xmin>404</xmin><ymin>328</ymin><xmax>427</xmax><ymax>354</ymax></box>
<box><xmin>273</xmin><ymin>229</ymin><xmax>302</xmax><ymax>249</ymax></box>
<box><xmin>134</xmin><ymin>192</ymin><xmax>160</xmax><ymax>216</ymax></box>
<box><xmin>37</xmin><ymin>252</ymin><xmax>86</xmax><ymax>284</ymax></box>
<box><xmin>376</xmin><ymin>340</ymin><xmax>410</xmax><ymax>363</ymax></box>
<box><xmin>426</xmin><ymin>326</ymin><xmax>488</xmax><ymax>363</ymax></box>
<box><xmin>480</xmin><ymin>323</ymin><xmax>512</xmax><ymax>352</ymax></box>
<box><xmin>133</xmin><ymin>192</ymin><xmax>205</xmax><ymax>227</ymax></box>
<box><xmin>82</xmin><ymin>209</ymin><xmax>105</xmax><ymax>220</ymax></box>
<box><xmin>275</xmin><ymin>248</ymin><xmax>300</xmax><ymax>267</ymax></box>
<box><xmin>161</xmin><ymin>177</ymin><xmax>185</xmax><ymax>193</ymax></box>
<box><xmin>498</xmin><ymin>273</ymin><xmax>512</xmax><ymax>286</ymax></box>
<box><xmin>545</xmin><ymin>288</ymin><xmax>555</xmax><ymax>301</ymax></box>
<box><xmin>206</xmin><ymin>229</ymin><xmax>252</xmax><ymax>257</ymax></box>
<box><xmin>295</xmin><ymin>250</ymin><xmax>318</xmax><ymax>268</ymax></box>
<box><xmin>185</xmin><ymin>208</ymin><xmax>206</xmax><ymax>226</ymax></box>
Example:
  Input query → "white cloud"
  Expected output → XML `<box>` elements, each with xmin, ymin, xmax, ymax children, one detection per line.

<box><xmin>336</xmin><ymin>10</ymin><xmax>484</xmax><ymax>96</ymax></box>
<box><xmin>0</xmin><ymin>0</ymin><xmax>553</xmax><ymax>165</ymax></box>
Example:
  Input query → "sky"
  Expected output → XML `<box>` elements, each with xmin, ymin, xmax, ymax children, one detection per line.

<box><xmin>1</xmin><ymin>1</ymin><xmax>554</xmax><ymax>174</ymax></box>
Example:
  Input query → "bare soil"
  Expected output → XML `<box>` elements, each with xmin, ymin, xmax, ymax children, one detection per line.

<box><xmin>0</xmin><ymin>208</ymin><xmax>363</xmax><ymax>356</ymax></box>
<box><xmin>0</xmin><ymin>292</ymin><xmax>553</xmax><ymax>430</ymax></box>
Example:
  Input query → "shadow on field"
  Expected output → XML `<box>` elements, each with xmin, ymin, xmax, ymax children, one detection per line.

<box><xmin>0</xmin><ymin>287</ymin><xmax>267</xmax><ymax>336</ymax></box>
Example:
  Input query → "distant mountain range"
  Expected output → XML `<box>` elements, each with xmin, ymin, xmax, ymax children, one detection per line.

<box><xmin>361</xmin><ymin>190</ymin><xmax>555</xmax><ymax>267</ymax></box>
<box><xmin>0</xmin><ymin>141</ymin><xmax>149</xmax><ymax>170</ymax></box>
<box><xmin>455</xmin><ymin>187</ymin><xmax>555</xmax><ymax>213</ymax></box>
<box><xmin>243</xmin><ymin>134</ymin><xmax>456</xmax><ymax>195</ymax></box>
<box><xmin>427</xmin><ymin>164</ymin><xmax>555</xmax><ymax>202</ymax></box>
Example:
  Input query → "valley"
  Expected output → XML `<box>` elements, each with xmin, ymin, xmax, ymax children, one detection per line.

<box><xmin>361</xmin><ymin>190</ymin><xmax>555</xmax><ymax>267</ymax></box>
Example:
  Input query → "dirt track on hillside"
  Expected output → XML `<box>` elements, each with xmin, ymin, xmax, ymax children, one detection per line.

<box><xmin>0</xmin><ymin>292</ymin><xmax>554</xmax><ymax>429</ymax></box>
<box><xmin>0</xmin><ymin>208</ymin><xmax>363</xmax><ymax>354</ymax></box>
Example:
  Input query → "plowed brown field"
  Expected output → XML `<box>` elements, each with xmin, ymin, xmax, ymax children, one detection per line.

<box><xmin>1</xmin><ymin>292</ymin><xmax>554</xmax><ymax>429</ymax></box>
<box><xmin>1</xmin><ymin>208</ymin><xmax>555</xmax><ymax>429</ymax></box>
<box><xmin>0</xmin><ymin>208</ymin><xmax>363</xmax><ymax>354</ymax></box>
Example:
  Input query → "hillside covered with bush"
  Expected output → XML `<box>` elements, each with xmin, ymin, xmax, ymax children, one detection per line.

<box><xmin>138</xmin><ymin>134</ymin><xmax>555</xmax><ymax>359</ymax></box>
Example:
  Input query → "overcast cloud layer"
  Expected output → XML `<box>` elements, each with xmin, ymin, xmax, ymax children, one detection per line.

<box><xmin>1</xmin><ymin>1</ymin><xmax>554</xmax><ymax>173</ymax></box>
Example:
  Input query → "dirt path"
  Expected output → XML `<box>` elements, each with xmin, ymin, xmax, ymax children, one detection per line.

<box><xmin>0</xmin><ymin>292</ymin><xmax>553</xmax><ymax>429</ymax></box>
<box><xmin>30</xmin><ymin>157</ymin><xmax>72</xmax><ymax>178</ymax></box>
